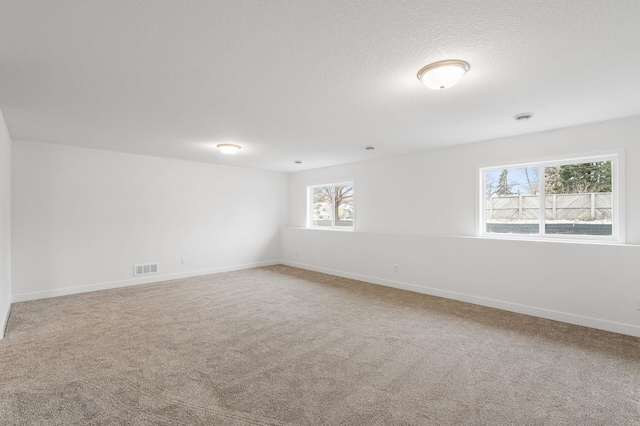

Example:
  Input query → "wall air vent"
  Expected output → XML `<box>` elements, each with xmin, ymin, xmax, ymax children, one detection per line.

<box><xmin>133</xmin><ymin>263</ymin><xmax>158</xmax><ymax>276</ymax></box>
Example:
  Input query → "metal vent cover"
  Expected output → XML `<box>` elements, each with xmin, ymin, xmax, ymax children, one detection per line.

<box><xmin>134</xmin><ymin>263</ymin><xmax>158</xmax><ymax>276</ymax></box>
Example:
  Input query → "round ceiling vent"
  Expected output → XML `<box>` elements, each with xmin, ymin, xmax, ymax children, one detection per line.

<box><xmin>513</xmin><ymin>113</ymin><xmax>534</xmax><ymax>122</ymax></box>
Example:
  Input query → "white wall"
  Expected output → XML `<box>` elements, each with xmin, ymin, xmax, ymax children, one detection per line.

<box><xmin>12</xmin><ymin>140</ymin><xmax>288</xmax><ymax>301</ymax></box>
<box><xmin>0</xmin><ymin>111</ymin><xmax>11</xmax><ymax>338</ymax></box>
<box><xmin>284</xmin><ymin>115</ymin><xmax>640</xmax><ymax>337</ymax></box>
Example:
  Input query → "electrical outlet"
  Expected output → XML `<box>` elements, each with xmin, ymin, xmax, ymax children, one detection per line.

<box><xmin>394</xmin><ymin>264</ymin><xmax>399</xmax><ymax>272</ymax></box>
<box><xmin>181</xmin><ymin>257</ymin><xmax>187</xmax><ymax>264</ymax></box>
<box><xmin>295</xmin><ymin>251</ymin><xmax>299</xmax><ymax>257</ymax></box>
<box><xmin>637</xmin><ymin>298</ymin><xmax>640</xmax><ymax>311</ymax></box>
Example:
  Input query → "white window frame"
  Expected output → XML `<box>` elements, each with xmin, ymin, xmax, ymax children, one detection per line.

<box><xmin>307</xmin><ymin>181</ymin><xmax>355</xmax><ymax>231</ymax></box>
<box><xmin>477</xmin><ymin>151</ymin><xmax>625</xmax><ymax>243</ymax></box>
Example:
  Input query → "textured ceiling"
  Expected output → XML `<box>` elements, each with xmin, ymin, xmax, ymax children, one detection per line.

<box><xmin>1</xmin><ymin>0</ymin><xmax>640</xmax><ymax>172</ymax></box>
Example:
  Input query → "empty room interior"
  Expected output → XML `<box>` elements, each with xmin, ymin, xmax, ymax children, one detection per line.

<box><xmin>1</xmin><ymin>1</ymin><xmax>639</xmax><ymax>425</ymax></box>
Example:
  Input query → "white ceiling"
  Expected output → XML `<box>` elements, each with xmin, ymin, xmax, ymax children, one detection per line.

<box><xmin>1</xmin><ymin>1</ymin><xmax>640</xmax><ymax>172</ymax></box>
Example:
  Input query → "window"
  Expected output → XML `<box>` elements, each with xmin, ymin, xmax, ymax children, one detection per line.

<box><xmin>309</xmin><ymin>182</ymin><xmax>354</xmax><ymax>230</ymax></box>
<box><xmin>480</xmin><ymin>153</ymin><xmax>622</xmax><ymax>241</ymax></box>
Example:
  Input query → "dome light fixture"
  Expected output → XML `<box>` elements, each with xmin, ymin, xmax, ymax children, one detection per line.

<box><xmin>217</xmin><ymin>143</ymin><xmax>241</xmax><ymax>155</ymax></box>
<box><xmin>417</xmin><ymin>59</ymin><xmax>470</xmax><ymax>90</ymax></box>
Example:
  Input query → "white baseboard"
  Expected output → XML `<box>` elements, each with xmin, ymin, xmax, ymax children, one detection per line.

<box><xmin>0</xmin><ymin>299</ymin><xmax>10</xmax><ymax>339</ymax></box>
<box><xmin>282</xmin><ymin>260</ymin><xmax>640</xmax><ymax>338</ymax></box>
<box><xmin>11</xmin><ymin>260</ymin><xmax>281</xmax><ymax>303</ymax></box>
<box><xmin>10</xmin><ymin>259</ymin><xmax>640</xmax><ymax>339</ymax></box>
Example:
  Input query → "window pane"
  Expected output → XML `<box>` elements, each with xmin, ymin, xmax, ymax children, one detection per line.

<box><xmin>312</xmin><ymin>186</ymin><xmax>332</xmax><ymax>227</ymax></box>
<box><xmin>485</xmin><ymin>167</ymin><xmax>540</xmax><ymax>234</ymax></box>
<box><xmin>335</xmin><ymin>184</ymin><xmax>354</xmax><ymax>227</ymax></box>
<box><xmin>544</xmin><ymin>161</ymin><xmax>612</xmax><ymax>236</ymax></box>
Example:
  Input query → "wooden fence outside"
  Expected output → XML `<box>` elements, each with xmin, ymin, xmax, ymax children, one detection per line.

<box><xmin>486</xmin><ymin>192</ymin><xmax>612</xmax><ymax>222</ymax></box>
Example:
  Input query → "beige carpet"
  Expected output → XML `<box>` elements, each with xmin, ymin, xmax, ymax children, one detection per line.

<box><xmin>0</xmin><ymin>265</ymin><xmax>638</xmax><ymax>425</ymax></box>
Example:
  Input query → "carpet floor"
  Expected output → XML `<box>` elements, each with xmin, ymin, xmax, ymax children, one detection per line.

<box><xmin>0</xmin><ymin>265</ymin><xmax>638</xmax><ymax>425</ymax></box>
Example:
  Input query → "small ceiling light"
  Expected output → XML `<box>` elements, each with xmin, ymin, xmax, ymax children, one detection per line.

<box><xmin>365</xmin><ymin>145</ymin><xmax>375</xmax><ymax>151</ymax></box>
<box><xmin>417</xmin><ymin>59</ymin><xmax>470</xmax><ymax>90</ymax></box>
<box><xmin>513</xmin><ymin>113</ymin><xmax>534</xmax><ymax>122</ymax></box>
<box><xmin>217</xmin><ymin>143</ymin><xmax>241</xmax><ymax>155</ymax></box>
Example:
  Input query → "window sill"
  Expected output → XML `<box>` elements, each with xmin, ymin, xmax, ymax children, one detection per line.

<box><xmin>306</xmin><ymin>226</ymin><xmax>354</xmax><ymax>232</ymax></box>
<box><xmin>474</xmin><ymin>233</ymin><xmax>626</xmax><ymax>246</ymax></box>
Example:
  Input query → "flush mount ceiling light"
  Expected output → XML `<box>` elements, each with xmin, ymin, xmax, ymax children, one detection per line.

<box><xmin>417</xmin><ymin>59</ymin><xmax>470</xmax><ymax>90</ymax></box>
<box><xmin>217</xmin><ymin>143</ymin><xmax>241</xmax><ymax>155</ymax></box>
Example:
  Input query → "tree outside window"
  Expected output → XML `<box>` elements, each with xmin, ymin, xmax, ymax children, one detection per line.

<box><xmin>310</xmin><ymin>183</ymin><xmax>354</xmax><ymax>229</ymax></box>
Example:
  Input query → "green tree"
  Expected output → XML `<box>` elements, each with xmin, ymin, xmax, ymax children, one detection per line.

<box><xmin>547</xmin><ymin>162</ymin><xmax>611</xmax><ymax>194</ymax></box>
<box><xmin>495</xmin><ymin>169</ymin><xmax>513</xmax><ymax>196</ymax></box>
